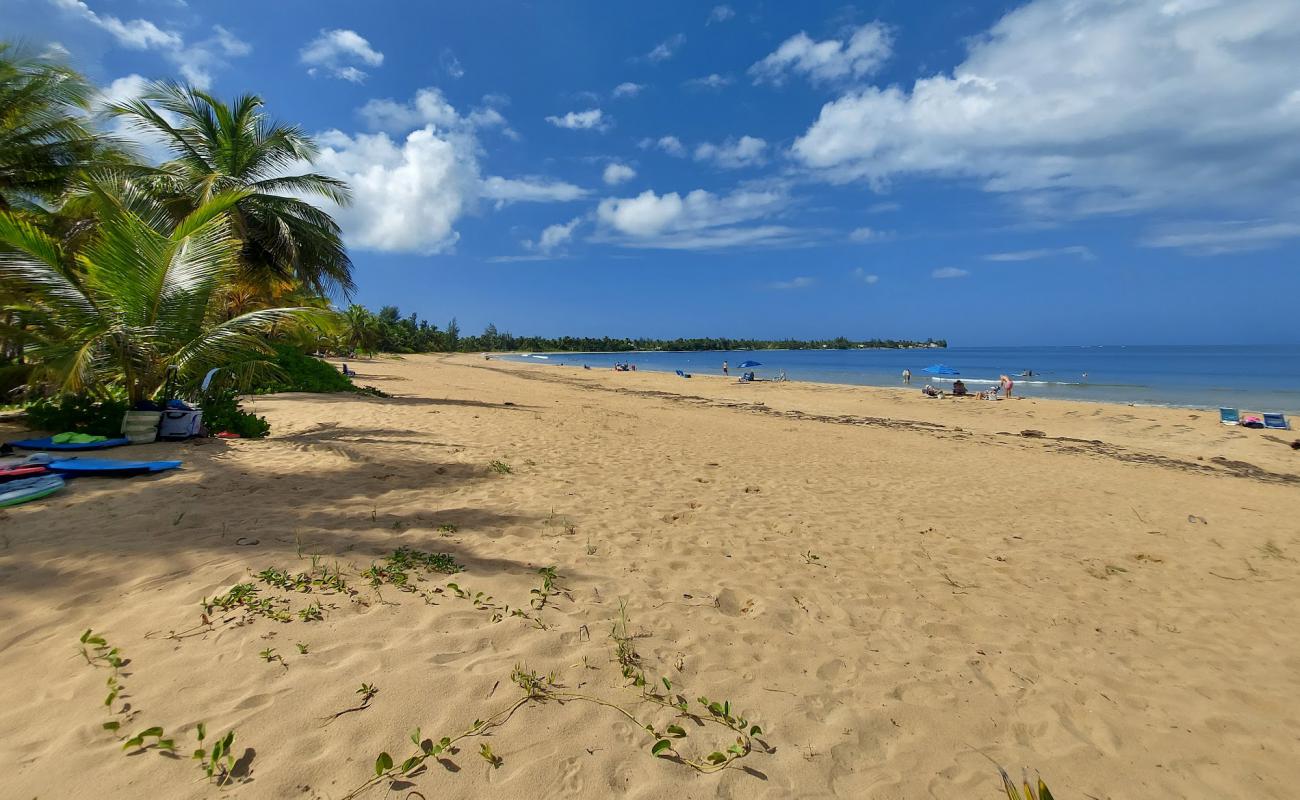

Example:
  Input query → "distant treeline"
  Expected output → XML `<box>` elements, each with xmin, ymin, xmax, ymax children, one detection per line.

<box><xmin>342</xmin><ymin>306</ymin><xmax>946</xmax><ymax>354</ymax></box>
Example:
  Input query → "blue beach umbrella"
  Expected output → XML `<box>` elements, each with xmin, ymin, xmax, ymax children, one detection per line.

<box><xmin>737</xmin><ymin>360</ymin><xmax>762</xmax><ymax>369</ymax></box>
<box><xmin>921</xmin><ymin>364</ymin><xmax>959</xmax><ymax>376</ymax></box>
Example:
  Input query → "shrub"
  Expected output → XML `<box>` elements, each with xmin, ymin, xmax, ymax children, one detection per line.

<box><xmin>201</xmin><ymin>387</ymin><xmax>270</xmax><ymax>439</ymax></box>
<box><xmin>251</xmin><ymin>345</ymin><xmax>355</xmax><ymax>394</ymax></box>
<box><xmin>25</xmin><ymin>392</ymin><xmax>130</xmax><ymax>436</ymax></box>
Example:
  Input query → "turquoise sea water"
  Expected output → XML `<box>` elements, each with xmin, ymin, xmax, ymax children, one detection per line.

<box><xmin>502</xmin><ymin>345</ymin><xmax>1300</xmax><ymax>414</ymax></box>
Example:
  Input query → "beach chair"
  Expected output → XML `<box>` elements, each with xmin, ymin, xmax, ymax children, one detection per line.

<box><xmin>1263</xmin><ymin>412</ymin><xmax>1289</xmax><ymax>430</ymax></box>
<box><xmin>675</xmin><ymin>369</ymin><xmax>692</xmax><ymax>379</ymax></box>
<box><xmin>1219</xmin><ymin>407</ymin><xmax>1239</xmax><ymax>425</ymax></box>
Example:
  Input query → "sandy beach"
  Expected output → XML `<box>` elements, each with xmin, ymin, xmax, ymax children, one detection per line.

<box><xmin>3</xmin><ymin>353</ymin><xmax>1299</xmax><ymax>799</ymax></box>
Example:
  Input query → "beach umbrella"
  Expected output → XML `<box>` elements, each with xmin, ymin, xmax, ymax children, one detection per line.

<box><xmin>737</xmin><ymin>360</ymin><xmax>762</xmax><ymax>368</ymax></box>
<box><xmin>921</xmin><ymin>364</ymin><xmax>959</xmax><ymax>376</ymax></box>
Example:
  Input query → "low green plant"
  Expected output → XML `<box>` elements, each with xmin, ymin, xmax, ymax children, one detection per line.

<box><xmin>123</xmin><ymin>726</ymin><xmax>176</xmax><ymax>753</ymax></box>
<box><xmin>202</xmin><ymin>582</ymin><xmax>292</xmax><ymax>622</ymax></box>
<box><xmin>250</xmin><ymin>344</ymin><xmax>357</xmax><ymax>394</ymax></box>
<box><xmin>26</xmin><ymin>392</ymin><xmax>128</xmax><ymax>436</ymax></box>
<box><xmin>362</xmin><ymin>547</ymin><xmax>462</xmax><ymax>590</ymax></box>
<box><xmin>296</xmin><ymin>642</ymin><xmax>309</xmax><ymax>655</ymax></box>
<box><xmin>437</xmin><ymin>523</ymin><xmax>458</xmax><ymax>534</ymax></box>
<box><xmin>201</xmin><ymin>387</ymin><xmax>270</xmax><ymax>438</ymax></box>
<box><xmin>298</xmin><ymin>602</ymin><xmax>324</xmax><ymax>622</ymax></box>
<box><xmin>192</xmin><ymin>723</ymin><xmax>238</xmax><ymax>784</ymax></box>
<box><xmin>488</xmin><ymin>460</ymin><xmax>512</xmax><ymax>474</ymax></box>
<box><xmin>259</xmin><ymin>647</ymin><xmax>280</xmax><ymax>664</ymax></box>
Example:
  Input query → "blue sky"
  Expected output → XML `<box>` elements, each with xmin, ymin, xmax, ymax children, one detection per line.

<box><xmin>5</xmin><ymin>0</ymin><xmax>1300</xmax><ymax>345</ymax></box>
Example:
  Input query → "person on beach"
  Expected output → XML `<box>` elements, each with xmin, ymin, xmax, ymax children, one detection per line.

<box><xmin>902</xmin><ymin>368</ymin><xmax>911</xmax><ymax>384</ymax></box>
<box><xmin>1000</xmin><ymin>374</ymin><xmax>1014</xmax><ymax>398</ymax></box>
<box><xmin>722</xmin><ymin>360</ymin><xmax>729</xmax><ymax>376</ymax></box>
<box><xmin>952</xmin><ymin>379</ymin><xmax>968</xmax><ymax>396</ymax></box>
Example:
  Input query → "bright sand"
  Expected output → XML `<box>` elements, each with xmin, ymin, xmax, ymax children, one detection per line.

<box><xmin>3</xmin><ymin>353</ymin><xmax>1299</xmax><ymax>799</ymax></box>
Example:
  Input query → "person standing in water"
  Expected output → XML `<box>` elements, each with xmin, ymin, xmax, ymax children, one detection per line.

<box><xmin>722</xmin><ymin>360</ymin><xmax>729</xmax><ymax>376</ymax></box>
<box><xmin>902</xmin><ymin>368</ymin><xmax>912</xmax><ymax>384</ymax></box>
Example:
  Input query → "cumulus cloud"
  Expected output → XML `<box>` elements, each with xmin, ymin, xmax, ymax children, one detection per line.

<box><xmin>684</xmin><ymin>73</ymin><xmax>733</xmax><ymax>91</ymax></box>
<box><xmin>612</xmin><ymin>82</ymin><xmax>644</xmax><ymax>99</ymax></box>
<box><xmin>525</xmin><ymin>217</ymin><xmax>582</xmax><ymax>254</ymax></box>
<box><xmin>594</xmin><ymin>187</ymin><xmax>798</xmax><ymax>249</ymax></box>
<box><xmin>1140</xmin><ymin>220</ymin><xmax>1300</xmax><ymax>254</ymax></box>
<box><xmin>791</xmin><ymin>0</ymin><xmax>1300</xmax><ymax>223</ymax></box>
<box><xmin>308</xmin><ymin>90</ymin><xmax>583</xmax><ymax>253</ymax></box>
<box><xmin>646</xmin><ymin>33</ymin><xmax>685</xmax><ymax>62</ymax></box>
<box><xmin>983</xmin><ymin>246</ymin><xmax>1095</xmax><ymax>261</ymax></box>
<box><xmin>312</xmin><ymin>127</ymin><xmax>478</xmax><ymax>254</ymax></box>
<box><xmin>852</xmin><ymin>268</ymin><xmax>880</xmax><ymax>284</ymax></box>
<box><xmin>48</xmin><ymin>0</ymin><xmax>249</xmax><ymax>88</ymax></box>
<box><xmin>708</xmin><ymin>5</ymin><xmax>736</xmax><ymax>24</ymax></box>
<box><xmin>932</xmin><ymin>267</ymin><xmax>969</xmax><ymax>279</ymax></box>
<box><xmin>750</xmin><ymin>22</ymin><xmax>891</xmax><ymax>85</ymax></box>
<box><xmin>300</xmin><ymin>29</ymin><xmax>384</xmax><ymax>82</ymax></box>
<box><xmin>545</xmin><ymin>108</ymin><xmax>610</xmax><ymax>131</ymax></box>
<box><xmin>603</xmin><ymin>163</ymin><xmax>636</xmax><ymax>185</ymax></box>
<box><xmin>639</xmin><ymin>135</ymin><xmax>686</xmax><ymax>157</ymax></box>
<box><xmin>769</xmin><ymin>276</ymin><xmax>814</xmax><ymax>290</ymax></box>
<box><xmin>693</xmin><ymin>136</ymin><xmax>767</xmax><ymax>169</ymax></box>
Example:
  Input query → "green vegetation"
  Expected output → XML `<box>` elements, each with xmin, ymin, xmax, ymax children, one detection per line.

<box><xmin>0</xmin><ymin>43</ymin><xmax>350</xmax><ymax>426</ymax></box>
<box><xmin>336</xmin><ymin>306</ymin><xmax>945</xmax><ymax>355</ymax></box>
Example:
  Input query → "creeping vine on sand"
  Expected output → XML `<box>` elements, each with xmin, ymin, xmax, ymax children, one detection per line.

<box><xmin>343</xmin><ymin>602</ymin><xmax>768</xmax><ymax>799</ymax></box>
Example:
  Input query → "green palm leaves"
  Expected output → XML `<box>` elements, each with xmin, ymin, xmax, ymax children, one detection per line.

<box><xmin>0</xmin><ymin>187</ymin><xmax>327</xmax><ymax>403</ymax></box>
<box><xmin>109</xmin><ymin>81</ymin><xmax>355</xmax><ymax>298</ymax></box>
<box><xmin>0</xmin><ymin>43</ymin><xmax>102</xmax><ymax>211</ymax></box>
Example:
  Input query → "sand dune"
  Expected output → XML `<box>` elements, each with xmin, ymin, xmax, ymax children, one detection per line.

<box><xmin>3</xmin><ymin>353</ymin><xmax>1298</xmax><ymax>798</ymax></box>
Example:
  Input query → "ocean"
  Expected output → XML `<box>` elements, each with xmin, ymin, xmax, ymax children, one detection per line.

<box><xmin>502</xmin><ymin>345</ymin><xmax>1300</xmax><ymax>414</ymax></box>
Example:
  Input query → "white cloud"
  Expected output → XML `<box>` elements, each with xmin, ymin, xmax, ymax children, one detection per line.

<box><xmin>545</xmin><ymin>108</ymin><xmax>610</xmax><ymax>131</ymax></box>
<box><xmin>595</xmin><ymin>187</ymin><xmax>798</xmax><ymax>250</ymax></box>
<box><xmin>440</xmin><ymin>49</ymin><xmax>464</xmax><ymax>79</ymax></box>
<box><xmin>684</xmin><ymin>73</ymin><xmax>733</xmax><ymax>91</ymax></box>
<box><xmin>308</xmin><ymin>90</ymin><xmax>580</xmax><ymax>253</ymax></box>
<box><xmin>932</xmin><ymin>267</ymin><xmax>970</xmax><ymax>279</ymax></box>
<box><xmin>792</xmin><ymin>0</ymin><xmax>1300</xmax><ymax>218</ymax></box>
<box><xmin>301</xmin><ymin>29</ymin><xmax>384</xmax><ymax>82</ymax></box>
<box><xmin>852</xmin><ymin>268</ymin><xmax>880</xmax><ymax>284</ymax></box>
<box><xmin>1140</xmin><ymin>220</ymin><xmax>1300</xmax><ymax>254</ymax></box>
<box><xmin>481</xmin><ymin>176</ymin><xmax>589</xmax><ymax>205</ymax></box>
<box><xmin>50</xmin><ymin>0</ymin><xmax>181</xmax><ymax>49</ymax></box>
<box><xmin>97</xmin><ymin>74</ymin><xmax>174</xmax><ymax>163</ymax></box>
<box><xmin>603</xmin><ymin>163</ymin><xmax>636</xmax><ymax>185</ymax></box>
<box><xmin>312</xmin><ymin>126</ymin><xmax>478</xmax><ymax>254</ymax></box>
<box><xmin>849</xmin><ymin>227</ymin><xmax>883</xmax><ymax>242</ymax></box>
<box><xmin>48</xmin><ymin>0</ymin><xmax>249</xmax><ymax>88</ymax></box>
<box><xmin>693</xmin><ymin>136</ymin><xmax>767</xmax><ymax>169</ymax></box>
<box><xmin>983</xmin><ymin>246</ymin><xmax>1095</xmax><ymax>261</ymax></box>
<box><xmin>750</xmin><ymin>22</ymin><xmax>891</xmax><ymax>86</ymax></box>
<box><xmin>708</xmin><ymin>5</ymin><xmax>736</xmax><ymax>24</ymax></box>
<box><xmin>612</xmin><ymin>82</ymin><xmax>644</xmax><ymax>99</ymax></box>
<box><xmin>769</xmin><ymin>276</ymin><xmax>814</xmax><ymax>290</ymax></box>
<box><xmin>525</xmin><ymin>217</ymin><xmax>582</xmax><ymax>254</ymax></box>
<box><xmin>639</xmin><ymin>135</ymin><xmax>686</xmax><ymax>157</ymax></box>
<box><xmin>646</xmin><ymin>33</ymin><xmax>685</xmax><ymax>62</ymax></box>
<box><xmin>867</xmin><ymin>201</ymin><xmax>900</xmax><ymax>213</ymax></box>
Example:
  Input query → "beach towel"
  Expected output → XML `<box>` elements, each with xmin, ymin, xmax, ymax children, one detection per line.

<box><xmin>0</xmin><ymin>474</ymin><xmax>65</xmax><ymax>507</ymax></box>
<box><xmin>1263</xmin><ymin>413</ymin><xmax>1289</xmax><ymax>430</ymax></box>
<box><xmin>51</xmin><ymin>432</ymin><xmax>108</xmax><ymax>445</ymax></box>
<box><xmin>8</xmin><ymin>436</ymin><xmax>132</xmax><ymax>451</ymax></box>
<box><xmin>1241</xmin><ymin>413</ymin><xmax>1265</xmax><ymax>429</ymax></box>
<box><xmin>48</xmin><ymin>458</ymin><xmax>181</xmax><ymax>477</ymax></box>
<box><xmin>1219</xmin><ymin>407</ymin><xmax>1239</xmax><ymax>426</ymax></box>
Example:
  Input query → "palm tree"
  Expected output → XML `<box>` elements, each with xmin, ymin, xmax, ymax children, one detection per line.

<box><xmin>0</xmin><ymin>42</ymin><xmax>101</xmax><ymax>212</ymax></box>
<box><xmin>108</xmin><ymin>81</ymin><xmax>355</xmax><ymax>299</ymax></box>
<box><xmin>0</xmin><ymin>183</ymin><xmax>330</xmax><ymax>404</ymax></box>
